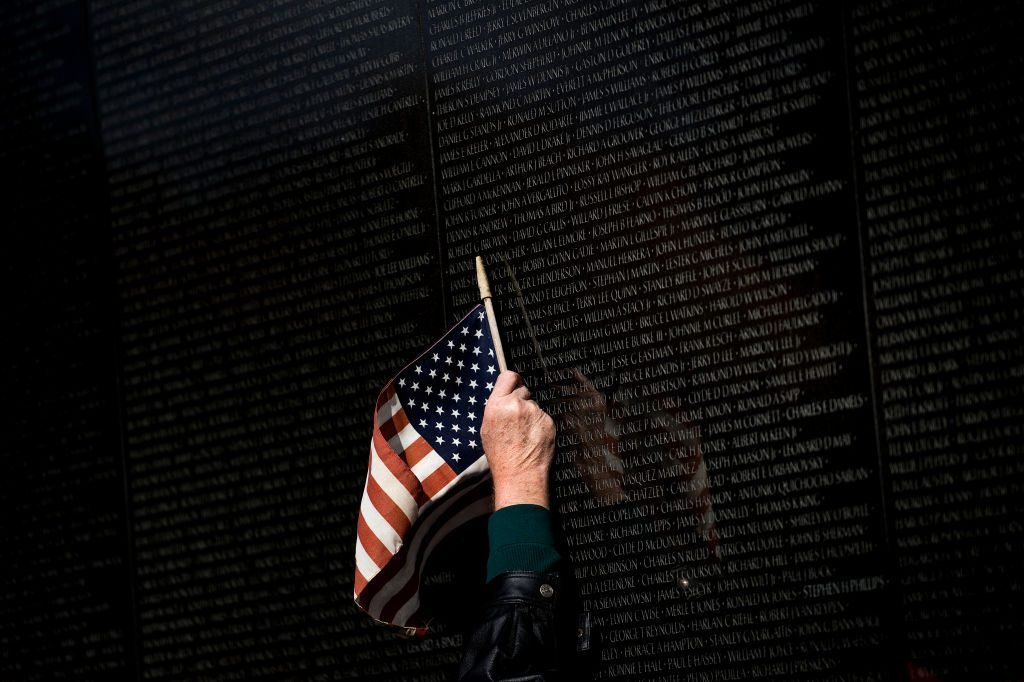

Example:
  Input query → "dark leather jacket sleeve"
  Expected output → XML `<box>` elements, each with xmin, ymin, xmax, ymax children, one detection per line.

<box><xmin>456</xmin><ymin>571</ymin><xmax>561</xmax><ymax>682</ymax></box>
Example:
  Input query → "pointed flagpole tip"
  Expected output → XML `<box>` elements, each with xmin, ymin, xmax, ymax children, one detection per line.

<box><xmin>476</xmin><ymin>255</ymin><xmax>492</xmax><ymax>300</ymax></box>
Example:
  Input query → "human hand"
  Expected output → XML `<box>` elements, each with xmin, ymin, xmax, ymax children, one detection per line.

<box><xmin>481</xmin><ymin>371</ymin><xmax>556</xmax><ymax>510</ymax></box>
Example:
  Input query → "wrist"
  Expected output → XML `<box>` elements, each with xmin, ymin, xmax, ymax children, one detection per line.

<box><xmin>493</xmin><ymin>475</ymin><xmax>550</xmax><ymax>510</ymax></box>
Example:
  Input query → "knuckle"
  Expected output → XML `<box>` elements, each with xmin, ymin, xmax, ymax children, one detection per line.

<box><xmin>540</xmin><ymin>414</ymin><xmax>556</xmax><ymax>435</ymax></box>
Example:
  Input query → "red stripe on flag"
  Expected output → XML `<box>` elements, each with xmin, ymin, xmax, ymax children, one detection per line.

<box><xmin>365</xmin><ymin>474</ymin><xmax>411</xmax><ymax>538</ymax></box>
<box><xmin>357</xmin><ymin>510</ymin><xmax>396</xmax><ymax>570</ymax></box>
<box><xmin>380</xmin><ymin>406</ymin><xmax>410</xmax><ymax>443</ymax></box>
<box><xmin>422</xmin><ymin>464</ymin><xmax>457</xmax><ymax>498</ymax></box>
<box><xmin>379</xmin><ymin>414</ymin><xmax>400</xmax><ymax>441</ymax></box>
<box><xmin>403</xmin><ymin>437</ymin><xmax>432</xmax><ymax>468</ymax></box>
<box><xmin>372</xmin><ymin>420</ymin><xmax>429</xmax><ymax>507</ymax></box>
<box><xmin>389</xmin><ymin>408</ymin><xmax>410</xmax><ymax>433</ymax></box>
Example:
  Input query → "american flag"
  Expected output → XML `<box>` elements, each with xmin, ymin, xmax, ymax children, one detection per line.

<box><xmin>354</xmin><ymin>304</ymin><xmax>499</xmax><ymax>635</ymax></box>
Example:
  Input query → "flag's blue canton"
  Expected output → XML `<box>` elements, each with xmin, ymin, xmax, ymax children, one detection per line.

<box><xmin>392</xmin><ymin>304</ymin><xmax>497</xmax><ymax>475</ymax></box>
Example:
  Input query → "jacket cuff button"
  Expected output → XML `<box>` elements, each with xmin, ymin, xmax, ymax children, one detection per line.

<box><xmin>539</xmin><ymin>584</ymin><xmax>555</xmax><ymax>598</ymax></box>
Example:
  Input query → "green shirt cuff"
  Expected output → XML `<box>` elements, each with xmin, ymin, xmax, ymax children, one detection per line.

<box><xmin>486</xmin><ymin>504</ymin><xmax>561</xmax><ymax>582</ymax></box>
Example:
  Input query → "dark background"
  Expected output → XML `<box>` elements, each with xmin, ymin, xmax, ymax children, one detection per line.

<box><xmin>2</xmin><ymin>0</ymin><xmax>1022</xmax><ymax>680</ymax></box>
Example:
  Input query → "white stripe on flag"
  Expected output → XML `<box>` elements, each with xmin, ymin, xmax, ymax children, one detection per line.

<box><xmin>377</xmin><ymin>391</ymin><xmax>401</xmax><ymax>423</ymax></box>
<box><xmin>390</xmin><ymin>421</ymin><xmax>422</xmax><ymax>455</ymax></box>
<box><xmin>355</xmin><ymin>536</ymin><xmax>380</xmax><ymax>579</ymax></box>
<box><xmin>360</xmin><ymin>485</ymin><xmax>403</xmax><ymax>555</ymax></box>
<box><xmin>410</xmin><ymin>450</ymin><xmax>446</xmax><ymax>482</ymax></box>
<box><xmin>370</xmin><ymin>440</ymin><xmax>417</xmax><ymax>524</ymax></box>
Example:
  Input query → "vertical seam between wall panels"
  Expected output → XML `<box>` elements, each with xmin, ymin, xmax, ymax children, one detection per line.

<box><xmin>415</xmin><ymin>0</ymin><xmax>450</xmax><ymax>331</ymax></box>
<box><xmin>839</xmin><ymin>0</ymin><xmax>892</xmax><ymax>555</ymax></box>
<box><xmin>81</xmin><ymin>1</ymin><xmax>143</xmax><ymax>679</ymax></box>
<box><xmin>838</xmin><ymin>1</ymin><xmax>907</xmax><ymax>676</ymax></box>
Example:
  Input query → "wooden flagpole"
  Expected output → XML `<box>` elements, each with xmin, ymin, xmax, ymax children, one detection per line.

<box><xmin>476</xmin><ymin>255</ymin><xmax>508</xmax><ymax>372</ymax></box>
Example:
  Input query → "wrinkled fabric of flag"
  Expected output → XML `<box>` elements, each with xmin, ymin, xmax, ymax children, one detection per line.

<box><xmin>354</xmin><ymin>304</ymin><xmax>498</xmax><ymax>635</ymax></box>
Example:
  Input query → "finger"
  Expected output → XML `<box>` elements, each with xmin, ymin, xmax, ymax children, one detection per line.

<box><xmin>512</xmin><ymin>385</ymin><xmax>532</xmax><ymax>401</ymax></box>
<box><xmin>491</xmin><ymin>370</ymin><xmax>523</xmax><ymax>397</ymax></box>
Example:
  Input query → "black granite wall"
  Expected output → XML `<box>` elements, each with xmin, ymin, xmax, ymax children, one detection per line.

<box><xmin>1</xmin><ymin>0</ymin><xmax>134</xmax><ymax>677</ymax></box>
<box><xmin>2</xmin><ymin>0</ymin><xmax>1022</xmax><ymax>680</ymax></box>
